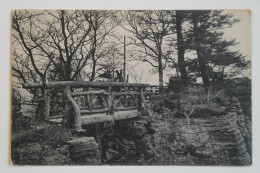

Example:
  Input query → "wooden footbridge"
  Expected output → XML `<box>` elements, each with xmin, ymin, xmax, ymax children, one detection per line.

<box><xmin>23</xmin><ymin>81</ymin><xmax>159</xmax><ymax>132</ymax></box>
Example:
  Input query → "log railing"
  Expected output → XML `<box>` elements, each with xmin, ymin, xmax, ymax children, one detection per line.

<box><xmin>144</xmin><ymin>85</ymin><xmax>168</xmax><ymax>100</ymax></box>
<box><xmin>24</xmin><ymin>81</ymin><xmax>149</xmax><ymax>132</ymax></box>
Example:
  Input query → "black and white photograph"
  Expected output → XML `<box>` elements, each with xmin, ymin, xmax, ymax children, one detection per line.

<box><xmin>10</xmin><ymin>9</ymin><xmax>252</xmax><ymax>166</ymax></box>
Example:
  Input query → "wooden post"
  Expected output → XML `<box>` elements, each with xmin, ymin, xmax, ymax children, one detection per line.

<box><xmin>123</xmin><ymin>36</ymin><xmax>126</xmax><ymax>82</ymax></box>
<box><xmin>138</xmin><ymin>87</ymin><xmax>142</xmax><ymax>112</ymax></box>
<box><xmin>43</xmin><ymin>88</ymin><xmax>50</xmax><ymax>120</ymax></box>
<box><xmin>107</xmin><ymin>85</ymin><xmax>113</xmax><ymax>115</ymax></box>
<box><xmin>143</xmin><ymin>86</ymin><xmax>147</xmax><ymax>101</ymax></box>
<box><xmin>86</xmin><ymin>87</ymin><xmax>92</xmax><ymax>111</ymax></box>
<box><xmin>140</xmin><ymin>91</ymin><xmax>151</xmax><ymax>117</ymax></box>
<box><xmin>64</xmin><ymin>86</ymin><xmax>82</xmax><ymax>132</ymax></box>
<box><xmin>124</xmin><ymin>87</ymin><xmax>127</xmax><ymax>107</ymax></box>
<box><xmin>89</xmin><ymin>94</ymin><xmax>94</xmax><ymax>111</ymax></box>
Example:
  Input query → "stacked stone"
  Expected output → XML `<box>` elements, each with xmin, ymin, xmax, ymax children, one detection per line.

<box><xmin>170</xmin><ymin>96</ymin><xmax>252</xmax><ymax>165</ymax></box>
<box><xmin>66</xmin><ymin>137</ymin><xmax>100</xmax><ymax>165</ymax></box>
<box><xmin>118</xmin><ymin>118</ymin><xmax>152</xmax><ymax>164</ymax></box>
<box><xmin>226</xmin><ymin>97</ymin><xmax>252</xmax><ymax>165</ymax></box>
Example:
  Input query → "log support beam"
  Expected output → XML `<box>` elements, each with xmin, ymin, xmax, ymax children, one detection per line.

<box><xmin>64</xmin><ymin>86</ymin><xmax>83</xmax><ymax>132</ymax></box>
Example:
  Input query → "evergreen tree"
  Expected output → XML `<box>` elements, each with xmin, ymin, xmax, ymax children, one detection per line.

<box><xmin>175</xmin><ymin>10</ymin><xmax>188</xmax><ymax>83</ymax></box>
<box><xmin>185</xmin><ymin>10</ymin><xmax>248</xmax><ymax>87</ymax></box>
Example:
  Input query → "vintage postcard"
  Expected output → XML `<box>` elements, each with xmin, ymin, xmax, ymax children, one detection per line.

<box><xmin>11</xmin><ymin>10</ymin><xmax>251</xmax><ymax>165</ymax></box>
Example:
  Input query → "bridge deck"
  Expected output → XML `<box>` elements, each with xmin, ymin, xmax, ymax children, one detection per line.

<box><xmin>47</xmin><ymin>110</ymin><xmax>140</xmax><ymax>125</ymax></box>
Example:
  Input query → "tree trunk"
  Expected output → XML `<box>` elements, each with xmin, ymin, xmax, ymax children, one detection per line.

<box><xmin>158</xmin><ymin>56</ymin><xmax>164</xmax><ymax>94</ymax></box>
<box><xmin>196</xmin><ymin>49</ymin><xmax>210</xmax><ymax>87</ymax></box>
<box><xmin>65</xmin><ymin>58</ymin><xmax>72</xmax><ymax>81</ymax></box>
<box><xmin>192</xmin><ymin>13</ymin><xmax>210</xmax><ymax>88</ymax></box>
<box><xmin>90</xmin><ymin>59</ymin><xmax>96</xmax><ymax>81</ymax></box>
<box><xmin>176</xmin><ymin>11</ymin><xmax>188</xmax><ymax>83</ymax></box>
<box><xmin>43</xmin><ymin>88</ymin><xmax>50</xmax><ymax>120</ymax></box>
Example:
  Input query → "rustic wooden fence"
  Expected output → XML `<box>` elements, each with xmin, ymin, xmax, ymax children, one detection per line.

<box><xmin>144</xmin><ymin>85</ymin><xmax>168</xmax><ymax>100</ymax></box>
<box><xmin>23</xmin><ymin>81</ymin><xmax>149</xmax><ymax>132</ymax></box>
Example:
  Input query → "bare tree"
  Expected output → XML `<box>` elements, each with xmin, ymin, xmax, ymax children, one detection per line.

<box><xmin>121</xmin><ymin>10</ymin><xmax>173</xmax><ymax>93</ymax></box>
<box><xmin>12</xmin><ymin>11</ymin><xmax>52</xmax><ymax>83</ymax></box>
<box><xmin>12</xmin><ymin>10</ymin><xmax>119</xmax><ymax>120</ymax></box>
<box><xmin>97</xmin><ymin>42</ymin><xmax>124</xmax><ymax>81</ymax></box>
<box><xmin>12</xmin><ymin>10</ymin><xmax>118</xmax><ymax>84</ymax></box>
<box><xmin>177</xmin><ymin>103</ymin><xmax>196</xmax><ymax>127</ymax></box>
<box><xmin>128</xmin><ymin>68</ymin><xmax>148</xmax><ymax>84</ymax></box>
<box><xmin>12</xmin><ymin>50</ymin><xmax>39</xmax><ymax>85</ymax></box>
<box><xmin>81</xmin><ymin>11</ymin><xmax>119</xmax><ymax>81</ymax></box>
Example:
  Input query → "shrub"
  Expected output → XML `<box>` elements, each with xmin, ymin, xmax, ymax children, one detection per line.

<box><xmin>11</xmin><ymin>122</ymin><xmax>72</xmax><ymax>165</ymax></box>
<box><xmin>192</xmin><ymin>103</ymin><xmax>227</xmax><ymax>119</ymax></box>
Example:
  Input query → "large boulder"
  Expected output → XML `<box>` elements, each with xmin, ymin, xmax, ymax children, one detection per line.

<box><xmin>66</xmin><ymin>137</ymin><xmax>101</xmax><ymax>165</ymax></box>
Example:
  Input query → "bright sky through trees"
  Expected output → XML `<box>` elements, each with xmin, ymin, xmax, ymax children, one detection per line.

<box><xmin>126</xmin><ymin>10</ymin><xmax>251</xmax><ymax>85</ymax></box>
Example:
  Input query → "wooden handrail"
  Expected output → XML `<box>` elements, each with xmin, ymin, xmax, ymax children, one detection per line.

<box><xmin>114</xmin><ymin>106</ymin><xmax>139</xmax><ymax>111</ymax></box>
<box><xmin>112</xmin><ymin>91</ymin><xmax>140</xmax><ymax>96</ymax></box>
<box><xmin>80</xmin><ymin>108</ymin><xmax>108</xmax><ymax>114</ymax></box>
<box><xmin>24</xmin><ymin>81</ymin><xmax>149</xmax><ymax>130</ymax></box>
<box><xmin>71</xmin><ymin>90</ymin><xmax>109</xmax><ymax>97</ymax></box>
<box><xmin>23</xmin><ymin>81</ymin><xmax>149</xmax><ymax>88</ymax></box>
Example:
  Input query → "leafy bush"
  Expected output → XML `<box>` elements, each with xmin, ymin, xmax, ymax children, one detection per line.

<box><xmin>42</xmin><ymin>124</ymin><xmax>72</xmax><ymax>148</ymax></box>
<box><xmin>192</xmin><ymin>103</ymin><xmax>227</xmax><ymax>119</ymax></box>
<box><xmin>11</xmin><ymin>122</ymin><xmax>72</xmax><ymax>165</ymax></box>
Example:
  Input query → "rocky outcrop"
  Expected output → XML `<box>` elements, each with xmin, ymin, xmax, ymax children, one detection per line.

<box><xmin>66</xmin><ymin>137</ymin><xmax>101</xmax><ymax>165</ymax></box>
<box><xmin>96</xmin><ymin>117</ymin><xmax>153</xmax><ymax>165</ymax></box>
<box><xmin>62</xmin><ymin>93</ymin><xmax>251</xmax><ymax>165</ymax></box>
<box><xmin>226</xmin><ymin>77</ymin><xmax>251</xmax><ymax>119</ymax></box>
<box><xmin>169</xmin><ymin>96</ymin><xmax>252</xmax><ymax>165</ymax></box>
